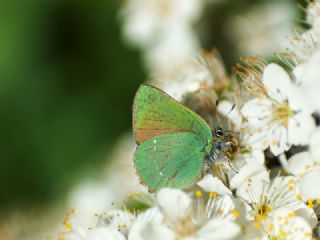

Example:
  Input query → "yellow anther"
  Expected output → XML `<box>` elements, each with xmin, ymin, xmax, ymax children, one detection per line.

<box><xmin>64</xmin><ymin>223</ymin><xmax>72</xmax><ymax>232</ymax></box>
<box><xmin>279</xmin><ymin>230</ymin><xmax>287</xmax><ymax>238</ymax></box>
<box><xmin>267</xmin><ymin>223</ymin><xmax>274</xmax><ymax>232</ymax></box>
<box><xmin>307</xmin><ymin>199</ymin><xmax>314</xmax><ymax>208</ymax></box>
<box><xmin>231</xmin><ymin>209</ymin><xmax>240</xmax><ymax>218</ymax></box>
<box><xmin>209</xmin><ymin>192</ymin><xmax>218</xmax><ymax>198</ymax></box>
<box><xmin>255</xmin><ymin>214</ymin><xmax>266</xmax><ymax>221</ymax></box>
<box><xmin>195</xmin><ymin>190</ymin><xmax>202</xmax><ymax>197</ymax></box>
<box><xmin>287</xmin><ymin>212</ymin><xmax>295</xmax><ymax>218</ymax></box>
<box><xmin>253</xmin><ymin>221</ymin><xmax>261</xmax><ymax>229</ymax></box>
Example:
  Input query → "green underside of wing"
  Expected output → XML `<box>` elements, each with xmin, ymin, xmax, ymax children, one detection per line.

<box><xmin>134</xmin><ymin>132</ymin><xmax>206</xmax><ymax>190</ymax></box>
<box><xmin>133</xmin><ymin>85</ymin><xmax>212</xmax><ymax>144</ymax></box>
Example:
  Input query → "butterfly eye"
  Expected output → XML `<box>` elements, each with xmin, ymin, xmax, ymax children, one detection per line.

<box><xmin>215</xmin><ymin>128</ymin><xmax>223</xmax><ymax>138</ymax></box>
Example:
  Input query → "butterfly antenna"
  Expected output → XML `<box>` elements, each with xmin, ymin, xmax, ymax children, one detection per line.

<box><xmin>221</xmin><ymin>103</ymin><xmax>236</xmax><ymax>129</ymax></box>
<box><xmin>225</xmin><ymin>103</ymin><xmax>236</xmax><ymax>118</ymax></box>
<box><xmin>215</xmin><ymin>100</ymin><xmax>223</xmax><ymax>128</ymax></box>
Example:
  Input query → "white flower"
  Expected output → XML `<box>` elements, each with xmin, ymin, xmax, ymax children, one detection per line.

<box><xmin>128</xmin><ymin>208</ymin><xmax>174</xmax><ymax>240</ymax></box>
<box><xmin>197</xmin><ymin>174</ymin><xmax>232</xmax><ymax>196</ymax></box>
<box><xmin>230</xmin><ymin>162</ymin><xmax>268</xmax><ymax>191</ymax></box>
<box><xmin>287</xmin><ymin>27</ymin><xmax>320</xmax><ymax>65</ymax></box>
<box><xmin>287</xmin><ymin>129</ymin><xmax>320</xmax><ymax>200</ymax></box>
<box><xmin>87</xmin><ymin>228</ymin><xmax>126</xmax><ymax>240</ymax></box>
<box><xmin>294</xmin><ymin>50</ymin><xmax>320</xmax><ymax>112</ymax></box>
<box><xmin>227</xmin><ymin>1</ymin><xmax>296</xmax><ymax>56</ymax></box>
<box><xmin>218</xmin><ymin>100</ymin><xmax>266</xmax><ymax>166</ymax></box>
<box><xmin>231</xmin><ymin>164</ymin><xmax>306</xmax><ymax>222</ymax></box>
<box><xmin>241</xmin><ymin>63</ymin><xmax>316</xmax><ymax>155</ymax></box>
<box><xmin>122</xmin><ymin>0</ymin><xmax>203</xmax><ymax>47</ymax></box>
<box><xmin>157</xmin><ymin>188</ymin><xmax>241</xmax><ymax>240</ymax></box>
<box><xmin>286</xmin><ymin>129</ymin><xmax>320</xmax><ymax>200</ymax></box>
<box><xmin>102</xmin><ymin>209</ymin><xmax>136</xmax><ymax>235</ymax></box>
<box><xmin>58</xmin><ymin>209</ymin><xmax>127</xmax><ymax>240</ymax></box>
<box><xmin>310</xmin><ymin>127</ymin><xmax>320</xmax><ymax>161</ymax></box>
<box><xmin>121</xmin><ymin>0</ymin><xmax>204</xmax><ymax>74</ymax></box>
<box><xmin>243</xmin><ymin>209</ymin><xmax>313</xmax><ymax>240</ymax></box>
<box><xmin>153</xmin><ymin>50</ymin><xmax>227</xmax><ymax>101</ymax></box>
<box><xmin>145</xmin><ymin>24</ymin><xmax>199</xmax><ymax>75</ymax></box>
<box><xmin>307</xmin><ymin>0</ymin><xmax>320</xmax><ymax>29</ymax></box>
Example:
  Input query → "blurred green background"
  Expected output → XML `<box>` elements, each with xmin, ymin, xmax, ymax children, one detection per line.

<box><xmin>0</xmin><ymin>0</ymin><xmax>305</xmax><ymax>211</ymax></box>
<box><xmin>0</xmin><ymin>0</ymin><xmax>144</xmax><ymax>208</ymax></box>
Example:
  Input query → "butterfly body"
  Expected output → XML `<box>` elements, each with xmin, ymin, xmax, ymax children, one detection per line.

<box><xmin>133</xmin><ymin>84</ymin><xmax>238</xmax><ymax>190</ymax></box>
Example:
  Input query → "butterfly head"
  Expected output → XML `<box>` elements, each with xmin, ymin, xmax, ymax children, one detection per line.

<box><xmin>213</xmin><ymin>127</ymin><xmax>240</xmax><ymax>158</ymax></box>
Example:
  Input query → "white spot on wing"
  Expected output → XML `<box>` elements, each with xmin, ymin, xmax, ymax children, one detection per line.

<box><xmin>153</xmin><ymin>139</ymin><xmax>157</xmax><ymax>151</ymax></box>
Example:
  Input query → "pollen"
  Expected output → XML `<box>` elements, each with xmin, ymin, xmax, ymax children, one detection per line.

<box><xmin>209</xmin><ymin>192</ymin><xmax>218</xmax><ymax>198</ymax></box>
<box><xmin>267</xmin><ymin>223</ymin><xmax>274</xmax><ymax>232</ymax></box>
<box><xmin>63</xmin><ymin>208</ymin><xmax>76</xmax><ymax>232</ymax></box>
<box><xmin>195</xmin><ymin>190</ymin><xmax>202</xmax><ymax>197</ymax></box>
<box><xmin>307</xmin><ymin>199</ymin><xmax>314</xmax><ymax>208</ymax></box>
<box><xmin>64</xmin><ymin>222</ymin><xmax>72</xmax><ymax>232</ymax></box>
<box><xmin>253</xmin><ymin>221</ymin><xmax>261</xmax><ymax>229</ymax></box>
<box><xmin>287</xmin><ymin>212</ymin><xmax>295</xmax><ymax>218</ymax></box>
<box><xmin>231</xmin><ymin>209</ymin><xmax>240</xmax><ymax>218</ymax></box>
<box><xmin>279</xmin><ymin>230</ymin><xmax>287</xmax><ymax>238</ymax></box>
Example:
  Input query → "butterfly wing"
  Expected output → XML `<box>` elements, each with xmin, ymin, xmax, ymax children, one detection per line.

<box><xmin>134</xmin><ymin>132</ymin><xmax>206</xmax><ymax>190</ymax></box>
<box><xmin>133</xmin><ymin>84</ymin><xmax>212</xmax><ymax>144</ymax></box>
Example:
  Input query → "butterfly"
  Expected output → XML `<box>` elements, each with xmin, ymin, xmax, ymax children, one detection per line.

<box><xmin>133</xmin><ymin>84</ymin><xmax>239</xmax><ymax>190</ymax></box>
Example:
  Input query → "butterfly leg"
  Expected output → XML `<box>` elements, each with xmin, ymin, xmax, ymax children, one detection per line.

<box><xmin>211</xmin><ymin>150</ymin><xmax>238</xmax><ymax>174</ymax></box>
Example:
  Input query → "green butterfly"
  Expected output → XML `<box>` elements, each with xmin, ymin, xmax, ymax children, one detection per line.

<box><xmin>133</xmin><ymin>84</ymin><xmax>238</xmax><ymax>190</ymax></box>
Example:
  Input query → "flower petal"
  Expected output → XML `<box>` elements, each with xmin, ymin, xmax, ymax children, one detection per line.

<box><xmin>241</xmin><ymin>97</ymin><xmax>272</xmax><ymax>127</ymax></box>
<box><xmin>295</xmin><ymin>207</ymin><xmax>318</xmax><ymax>229</ymax></box>
<box><xmin>196</xmin><ymin>219</ymin><xmax>240</xmax><ymax>240</ymax></box>
<box><xmin>268</xmin><ymin>209</ymin><xmax>312</xmax><ymax>240</ymax></box>
<box><xmin>230</xmin><ymin>163</ymin><xmax>268</xmax><ymax>190</ymax></box>
<box><xmin>104</xmin><ymin>210</ymin><xmax>135</xmax><ymax>235</ymax></box>
<box><xmin>262</xmin><ymin>63</ymin><xmax>292</xmax><ymax>103</ymax></box>
<box><xmin>268</xmin><ymin>124</ymin><xmax>289</xmax><ymax>156</ymax></box>
<box><xmin>157</xmin><ymin>188</ymin><xmax>191</xmax><ymax>220</ymax></box>
<box><xmin>287</xmin><ymin>152</ymin><xmax>314</xmax><ymax>176</ymax></box>
<box><xmin>129</xmin><ymin>222</ymin><xmax>175</xmax><ymax>240</ymax></box>
<box><xmin>310</xmin><ymin>128</ymin><xmax>320</xmax><ymax>162</ymax></box>
<box><xmin>87</xmin><ymin>227</ymin><xmax>126</xmax><ymax>240</ymax></box>
<box><xmin>299</xmin><ymin>169</ymin><xmax>320</xmax><ymax>200</ymax></box>
<box><xmin>129</xmin><ymin>208</ymin><xmax>172</xmax><ymax>240</ymax></box>
<box><xmin>217</xmin><ymin>100</ymin><xmax>243</xmax><ymax>130</ymax></box>
<box><xmin>288</xmin><ymin>112</ymin><xmax>316</xmax><ymax>146</ymax></box>
<box><xmin>197</xmin><ymin>174</ymin><xmax>232</xmax><ymax>195</ymax></box>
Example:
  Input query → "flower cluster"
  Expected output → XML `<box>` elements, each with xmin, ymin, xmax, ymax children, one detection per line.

<box><xmin>55</xmin><ymin>1</ymin><xmax>320</xmax><ymax>239</ymax></box>
<box><xmin>121</xmin><ymin>0</ymin><xmax>204</xmax><ymax>75</ymax></box>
